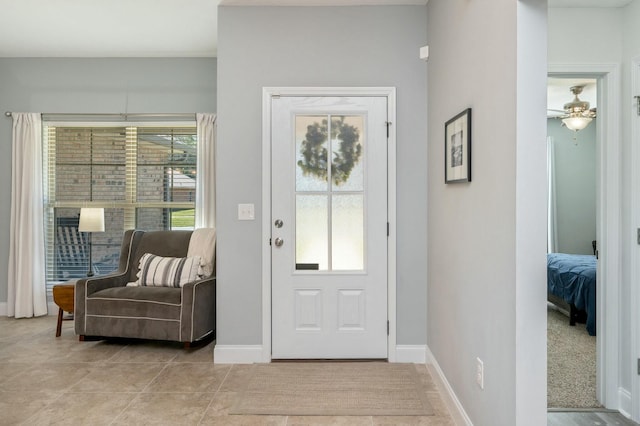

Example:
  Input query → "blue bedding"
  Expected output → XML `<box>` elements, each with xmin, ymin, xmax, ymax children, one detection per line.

<box><xmin>547</xmin><ymin>253</ymin><xmax>597</xmax><ymax>336</ymax></box>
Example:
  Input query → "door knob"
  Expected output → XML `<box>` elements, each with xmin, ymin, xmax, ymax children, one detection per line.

<box><xmin>274</xmin><ymin>237</ymin><xmax>284</xmax><ymax>247</ymax></box>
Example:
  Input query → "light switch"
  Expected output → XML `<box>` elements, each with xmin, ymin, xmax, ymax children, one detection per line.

<box><xmin>238</xmin><ymin>203</ymin><xmax>255</xmax><ymax>221</ymax></box>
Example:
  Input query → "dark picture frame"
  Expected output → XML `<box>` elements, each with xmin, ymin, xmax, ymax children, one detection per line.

<box><xmin>444</xmin><ymin>108</ymin><xmax>472</xmax><ymax>183</ymax></box>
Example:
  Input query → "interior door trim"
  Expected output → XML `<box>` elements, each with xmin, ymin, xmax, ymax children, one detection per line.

<box><xmin>261</xmin><ymin>87</ymin><xmax>397</xmax><ymax>362</ymax></box>
<box><xmin>549</xmin><ymin>64</ymin><xmax>621</xmax><ymax>411</ymax></box>
<box><xmin>630</xmin><ymin>57</ymin><xmax>640</xmax><ymax>422</ymax></box>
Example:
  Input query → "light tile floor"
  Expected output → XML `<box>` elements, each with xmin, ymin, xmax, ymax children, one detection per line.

<box><xmin>3</xmin><ymin>316</ymin><xmax>637</xmax><ymax>425</ymax></box>
<box><xmin>0</xmin><ymin>316</ymin><xmax>454</xmax><ymax>425</ymax></box>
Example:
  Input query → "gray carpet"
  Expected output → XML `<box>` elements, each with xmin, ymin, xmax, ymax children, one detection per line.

<box><xmin>547</xmin><ymin>304</ymin><xmax>601</xmax><ymax>408</ymax></box>
<box><xmin>230</xmin><ymin>362</ymin><xmax>434</xmax><ymax>416</ymax></box>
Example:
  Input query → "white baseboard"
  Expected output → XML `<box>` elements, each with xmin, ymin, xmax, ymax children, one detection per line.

<box><xmin>426</xmin><ymin>346</ymin><xmax>473</xmax><ymax>426</ymax></box>
<box><xmin>214</xmin><ymin>345</ymin><xmax>264</xmax><ymax>364</ymax></box>
<box><xmin>618</xmin><ymin>387</ymin><xmax>632</xmax><ymax>419</ymax></box>
<box><xmin>0</xmin><ymin>302</ymin><xmax>6</xmax><ymax>316</ymax></box>
<box><xmin>395</xmin><ymin>345</ymin><xmax>427</xmax><ymax>363</ymax></box>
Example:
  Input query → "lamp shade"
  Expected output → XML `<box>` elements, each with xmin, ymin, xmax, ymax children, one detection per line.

<box><xmin>562</xmin><ymin>116</ymin><xmax>592</xmax><ymax>132</ymax></box>
<box><xmin>79</xmin><ymin>208</ymin><xmax>105</xmax><ymax>232</ymax></box>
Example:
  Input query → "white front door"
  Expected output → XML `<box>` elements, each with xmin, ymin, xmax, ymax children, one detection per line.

<box><xmin>271</xmin><ymin>95</ymin><xmax>388</xmax><ymax>359</ymax></box>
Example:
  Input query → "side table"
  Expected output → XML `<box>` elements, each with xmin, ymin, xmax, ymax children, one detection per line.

<box><xmin>53</xmin><ymin>282</ymin><xmax>75</xmax><ymax>337</ymax></box>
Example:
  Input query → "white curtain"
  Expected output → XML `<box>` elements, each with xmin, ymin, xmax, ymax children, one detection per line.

<box><xmin>547</xmin><ymin>136</ymin><xmax>558</xmax><ymax>253</ymax></box>
<box><xmin>8</xmin><ymin>113</ymin><xmax>48</xmax><ymax>318</ymax></box>
<box><xmin>195</xmin><ymin>113</ymin><xmax>217</xmax><ymax>229</ymax></box>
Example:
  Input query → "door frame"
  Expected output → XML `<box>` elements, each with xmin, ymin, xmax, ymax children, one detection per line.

<box><xmin>548</xmin><ymin>64</ymin><xmax>621</xmax><ymax>409</ymax></box>
<box><xmin>631</xmin><ymin>56</ymin><xmax>640</xmax><ymax>422</ymax></box>
<box><xmin>261</xmin><ymin>87</ymin><xmax>397</xmax><ymax>362</ymax></box>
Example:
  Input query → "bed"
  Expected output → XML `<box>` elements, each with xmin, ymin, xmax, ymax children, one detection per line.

<box><xmin>547</xmin><ymin>253</ymin><xmax>597</xmax><ymax>336</ymax></box>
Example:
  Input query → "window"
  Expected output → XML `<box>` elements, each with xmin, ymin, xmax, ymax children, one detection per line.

<box><xmin>43</xmin><ymin>121</ymin><xmax>197</xmax><ymax>290</ymax></box>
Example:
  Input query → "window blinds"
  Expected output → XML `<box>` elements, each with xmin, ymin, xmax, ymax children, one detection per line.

<box><xmin>42</xmin><ymin>122</ymin><xmax>197</xmax><ymax>292</ymax></box>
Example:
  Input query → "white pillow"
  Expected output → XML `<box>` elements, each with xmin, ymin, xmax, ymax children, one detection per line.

<box><xmin>136</xmin><ymin>253</ymin><xmax>202</xmax><ymax>288</ymax></box>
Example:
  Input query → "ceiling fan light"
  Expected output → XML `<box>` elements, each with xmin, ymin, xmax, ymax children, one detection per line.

<box><xmin>562</xmin><ymin>116</ymin><xmax>592</xmax><ymax>131</ymax></box>
<box><xmin>560</xmin><ymin>85</ymin><xmax>596</xmax><ymax>132</ymax></box>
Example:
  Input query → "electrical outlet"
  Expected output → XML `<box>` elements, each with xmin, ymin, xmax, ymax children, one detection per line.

<box><xmin>476</xmin><ymin>357</ymin><xmax>484</xmax><ymax>390</ymax></box>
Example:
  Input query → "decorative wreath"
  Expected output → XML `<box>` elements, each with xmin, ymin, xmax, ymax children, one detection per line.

<box><xmin>297</xmin><ymin>117</ymin><xmax>362</xmax><ymax>186</ymax></box>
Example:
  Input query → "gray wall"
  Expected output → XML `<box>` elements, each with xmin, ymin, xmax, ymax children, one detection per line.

<box><xmin>216</xmin><ymin>6</ymin><xmax>428</xmax><ymax>346</ymax></box>
<box><xmin>427</xmin><ymin>0</ymin><xmax>547</xmax><ymax>424</ymax></box>
<box><xmin>548</xmin><ymin>118</ymin><xmax>597</xmax><ymax>255</ymax></box>
<box><xmin>0</xmin><ymin>58</ymin><xmax>217</xmax><ymax>304</ymax></box>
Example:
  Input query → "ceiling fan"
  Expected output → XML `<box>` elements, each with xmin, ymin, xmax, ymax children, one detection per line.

<box><xmin>549</xmin><ymin>85</ymin><xmax>597</xmax><ymax>131</ymax></box>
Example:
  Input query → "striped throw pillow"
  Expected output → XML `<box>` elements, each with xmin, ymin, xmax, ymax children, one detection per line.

<box><xmin>136</xmin><ymin>253</ymin><xmax>202</xmax><ymax>288</ymax></box>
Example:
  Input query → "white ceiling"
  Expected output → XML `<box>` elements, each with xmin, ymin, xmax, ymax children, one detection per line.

<box><xmin>0</xmin><ymin>0</ymin><xmax>219</xmax><ymax>58</ymax></box>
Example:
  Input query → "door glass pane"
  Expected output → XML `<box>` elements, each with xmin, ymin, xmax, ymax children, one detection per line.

<box><xmin>332</xmin><ymin>194</ymin><xmax>364</xmax><ymax>270</ymax></box>
<box><xmin>296</xmin><ymin>195</ymin><xmax>328</xmax><ymax>271</ymax></box>
<box><xmin>293</xmin><ymin>114</ymin><xmax>367</xmax><ymax>273</ymax></box>
<box><xmin>296</xmin><ymin>116</ymin><xmax>329</xmax><ymax>192</ymax></box>
<box><xmin>331</xmin><ymin>116</ymin><xmax>364</xmax><ymax>191</ymax></box>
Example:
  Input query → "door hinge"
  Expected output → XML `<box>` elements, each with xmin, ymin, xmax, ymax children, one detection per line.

<box><xmin>387</xmin><ymin>320</ymin><xmax>390</xmax><ymax>335</ymax></box>
<box><xmin>635</xmin><ymin>96</ymin><xmax>640</xmax><ymax>116</ymax></box>
<box><xmin>637</xmin><ymin>358</ymin><xmax>640</xmax><ymax>375</ymax></box>
<box><xmin>387</xmin><ymin>222</ymin><xmax>390</xmax><ymax>237</ymax></box>
<box><xmin>385</xmin><ymin>121</ymin><xmax>392</xmax><ymax>138</ymax></box>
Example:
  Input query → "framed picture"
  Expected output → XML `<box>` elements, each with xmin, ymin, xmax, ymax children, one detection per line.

<box><xmin>444</xmin><ymin>108</ymin><xmax>472</xmax><ymax>183</ymax></box>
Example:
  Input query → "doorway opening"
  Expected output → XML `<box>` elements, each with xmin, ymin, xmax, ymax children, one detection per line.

<box><xmin>546</xmin><ymin>77</ymin><xmax>599</xmax><ymax>409</ymax></box>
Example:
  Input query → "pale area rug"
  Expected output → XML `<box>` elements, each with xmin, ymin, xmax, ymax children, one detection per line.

<box><xmin>547</xmin><ymin>304</ymin><xmax>601</xmax><ymax>408</ymax></box>
<box><xmin>230</xmin><ymin>362</ymin><xmax>434</xmax><ymax>416</ymax></box>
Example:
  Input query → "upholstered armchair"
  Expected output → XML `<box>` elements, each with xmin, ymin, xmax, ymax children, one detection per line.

<box><xmin>74</xmin><ymin>229</ymin><xmax>216</xmax><ymax>347</ymax></box>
